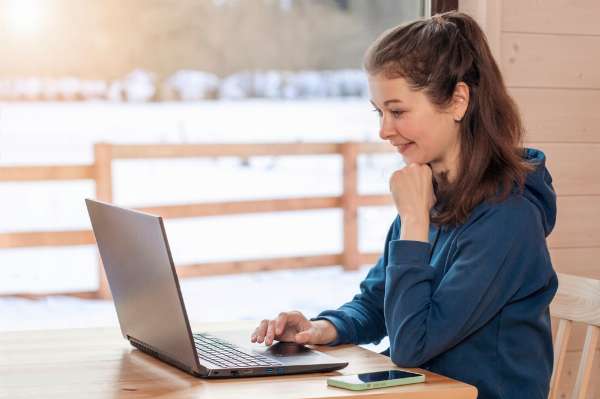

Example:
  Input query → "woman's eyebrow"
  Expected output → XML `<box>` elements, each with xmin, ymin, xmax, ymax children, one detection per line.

<box><xmin>384</xmin><ymin>99</ymin><xmax>403</xmax><ymax>105</ymax></box>
<box><xmin>369</xmin><ymin>99</ymin><xmax>403</xmax><ymax>108</ymax></box>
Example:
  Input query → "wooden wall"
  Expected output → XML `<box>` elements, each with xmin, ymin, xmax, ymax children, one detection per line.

<box><xmin>460</xmin><ymin>1</ymin><xmax>600</xmax><ymax>397</ymax></box>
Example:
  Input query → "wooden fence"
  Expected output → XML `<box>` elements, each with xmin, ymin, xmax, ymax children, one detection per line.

<box><xmin>0</xmin><ymin>142</ymin><xmax>395</xmax><ymax>299</ymax></box>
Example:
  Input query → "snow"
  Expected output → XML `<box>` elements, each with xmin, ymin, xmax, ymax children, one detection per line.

<box><xmin>0</xmin><ymin>99</ymin><xmax>401</xmax><ymax>352</ymax></box>
<box><xmin>12</xmin><ymin>78</ymin><xmax>44</xmax><ymax>100</ymax></box>
<box><xmin>220</xmin><ymin>72</ymin><xmax>254</xmax><ymax>100</ymax></box>
<box><xmin>253</xmin><ymin>70</ymin><xmax>285</xmax><ymax>99</ymax></box>
<box><xmin>0</xmin><ymin>265</ymin><xmax>390</xmax><ymax>352</ymax></box>
<box><xmin>0</xmin><ymin>69</ymin><xmax>369</xmax><ymax>102</ymax></box>
<box><xmin>54</xmin><ymin>77</ymin><xmax>83</xmax><ymax>101</ymax></box>
<box><xmin>122</xmin><ymin>69</ymin><xmax>156</xmax><ymax>102</ymax></box>
<box><xmin>165</xmin><ymin>70</ymin><xmax>220</xmax><ymax>101</ymax></box>
<box><xmin>80</xmin><ymin>80</ymin><xmax>109</xmax><ymax>101</ymax></box>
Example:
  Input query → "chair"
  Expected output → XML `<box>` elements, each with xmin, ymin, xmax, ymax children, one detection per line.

<box><xmin>549</xmin><ymin>273</ymin><xmax>600</xmax><ymax>399</ymax></box>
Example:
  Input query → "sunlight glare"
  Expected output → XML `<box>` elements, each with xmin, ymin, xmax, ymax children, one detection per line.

<box><xmin>6</xmin><ymin>0</ymin><xmax>44</xmax><ymax>35</ymax></box>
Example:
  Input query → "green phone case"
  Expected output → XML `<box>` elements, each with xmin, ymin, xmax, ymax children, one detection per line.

<box><xmin>327</xmin><ymin>373</ymin><xmax>426</xmax><ymax>391</ymax></box>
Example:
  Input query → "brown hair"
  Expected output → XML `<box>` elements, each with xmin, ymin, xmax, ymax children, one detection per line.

<box><xmin>363</xmin><ymin>11</ymin><xmax>535</xmax><ymax>227</ymax></box>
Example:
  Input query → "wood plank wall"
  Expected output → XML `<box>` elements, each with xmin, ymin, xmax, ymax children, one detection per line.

<box><xmin>460</xmin><ymin>1</ymin><xmax>600</xmax><ymax>397</ymax></box>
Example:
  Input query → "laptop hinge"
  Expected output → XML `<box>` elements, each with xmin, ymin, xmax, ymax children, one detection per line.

<box><xmin>128</xmin><ymin>335</ymin><xmax>208</xmax><ymax>376</ymax></box>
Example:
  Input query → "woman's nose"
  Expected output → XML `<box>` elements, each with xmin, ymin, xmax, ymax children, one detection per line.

<box><xmin>379</xmin><ymin>115</ymin><xmax>396</xmax><ymax>140</ymax></box>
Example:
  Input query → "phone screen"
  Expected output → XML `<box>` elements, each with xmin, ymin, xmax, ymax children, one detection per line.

<box><xmin>342</xmin><ymin>370</ymin><xmax>423</xmax><ymax>384</ymax></box>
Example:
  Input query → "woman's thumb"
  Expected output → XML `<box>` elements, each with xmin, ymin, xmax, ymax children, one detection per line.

<box><xmin>294</xmin><ymin>329</ymin><xmax>314</xmax><ymax>344</ymax></box>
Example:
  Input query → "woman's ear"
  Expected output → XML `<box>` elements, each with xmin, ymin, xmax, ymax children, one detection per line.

<box><xmin>452</xmin><ymin>82</ymin><xmax>470</xmax><ymax>122</ymax></box>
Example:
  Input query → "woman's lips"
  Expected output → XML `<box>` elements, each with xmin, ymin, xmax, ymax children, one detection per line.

<box><xmin>396</xmin><ymin>142</ymin><xmax>414</xmax><ymax>153</ymax></box>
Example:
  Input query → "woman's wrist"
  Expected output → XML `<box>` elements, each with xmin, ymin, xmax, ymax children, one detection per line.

<box><xmin>400</xmin><ymin>213</ymin><xmax>430</xmax><ymax>242</ymax></box>
<box><xmin>312</xmin><ymin>319</ymin><xmax>338</xmax><ymax>344</ymax></box>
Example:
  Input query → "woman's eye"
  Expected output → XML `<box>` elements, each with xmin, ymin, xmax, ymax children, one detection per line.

<box><xmin>371</xmin><ymin>107</ymin><xmax>403</xmax><ymax>118</ymax></box>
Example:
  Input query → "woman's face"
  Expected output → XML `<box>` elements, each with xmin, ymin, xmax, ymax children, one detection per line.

<box><xmin>368</xmin><ymin>73</ymin><xmax>465</xmax><ymax>176</ymax></box>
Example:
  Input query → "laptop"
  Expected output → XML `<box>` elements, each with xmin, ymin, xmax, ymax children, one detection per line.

<box><xmin>85</xmin><ymin>199</ymin><xmax>348</xmax><ymax>378</ymax></box>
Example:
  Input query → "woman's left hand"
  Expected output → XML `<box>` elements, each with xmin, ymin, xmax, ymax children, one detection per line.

<box><xmin>389</xmin><ymin>163</ymin><xmax>436</xmax><ymax>241</ymax></box>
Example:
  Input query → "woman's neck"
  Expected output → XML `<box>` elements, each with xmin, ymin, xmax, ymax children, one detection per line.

<box><xmin>431</xmin><ymin>161</ymin><xmax>457</xmax><ymax>185</ymax></box>
<box><xmin>431</xmin><ymin>143</ymin><xmax>460</xmax><ymax>184</ymax></box>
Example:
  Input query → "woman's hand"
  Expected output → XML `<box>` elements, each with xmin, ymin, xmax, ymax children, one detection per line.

<box><xmin>389</xmin><ymin>163</ymin><xmax>436</xmax><ymax>242</ymax></box>
<box><xmin>250</xmin><ymin>311</ymin><xmax>338</xmax><ymax>346</ymax></box>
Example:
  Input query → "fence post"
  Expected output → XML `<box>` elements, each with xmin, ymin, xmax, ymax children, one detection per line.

<box><xmin>94</xmin><ymin>143</ymin><xmax>113</xmax><ymax>299</ymax></box>
<box><xmin>341</xmin><ymin>142</ymin><xmax>360</xmax><ymax>271</ymax></box>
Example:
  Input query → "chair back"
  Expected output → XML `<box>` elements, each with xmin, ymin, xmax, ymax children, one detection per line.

<box><xmin>549</xmin><ymin>273</ymin><xmax>600</xmax><ymax>399</ymax></box>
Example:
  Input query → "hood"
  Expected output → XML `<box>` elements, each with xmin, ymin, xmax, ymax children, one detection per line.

<box><xmin>521</xmin><ymin>148</ymin><xmax>557</xmax><ymax>237</ymax></box>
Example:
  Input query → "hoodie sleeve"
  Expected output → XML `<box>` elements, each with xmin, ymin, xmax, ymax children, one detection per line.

<box><xmin>385</xmin><ymin>197</ymin><xmax>547</xmax><ymax>367</ymax></box>
<box><xmin>312</xmin><ymin>218</ymin><xmax>399</xmax><ymax>346</ymax></box>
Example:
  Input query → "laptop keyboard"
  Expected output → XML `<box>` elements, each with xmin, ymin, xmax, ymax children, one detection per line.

<box><xmin>193</xmin><ymin>333</ymin><xmax>284</xmax><ymax>368</ymax></box>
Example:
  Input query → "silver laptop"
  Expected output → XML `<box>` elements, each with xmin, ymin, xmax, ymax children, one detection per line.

<box><xmin>85</xmin><ymin>199</ymin><xmax>348</xmax><ymax>378</ymax></box>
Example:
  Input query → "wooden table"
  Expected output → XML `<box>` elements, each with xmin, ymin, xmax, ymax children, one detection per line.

<box><xmin>0</xmin><ymin>321</ymin><xmax>478</xmax><ymax>399</ymax></box>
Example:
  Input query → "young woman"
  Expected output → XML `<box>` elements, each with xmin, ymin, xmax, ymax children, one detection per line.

<box><xmin>250</xmin><ymin>11</ymin><xmax>557</xmax><ymax>399</ymax></box>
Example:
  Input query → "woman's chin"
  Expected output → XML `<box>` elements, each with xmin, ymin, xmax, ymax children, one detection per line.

<box><xmin>401</xmin><ymin>155</ymin><xmax>420</xmax><ymax>165</ymax></box>
<box><xmin>398</xmin><ymin>147</ymin><xmax>423</xmax><ymax>165</ymax></box>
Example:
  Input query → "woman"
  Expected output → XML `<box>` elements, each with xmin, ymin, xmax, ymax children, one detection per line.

<box><xmin>251</xmin><ymin>11</ymin><xmax>557</xmax><ymax>399</ymax></box>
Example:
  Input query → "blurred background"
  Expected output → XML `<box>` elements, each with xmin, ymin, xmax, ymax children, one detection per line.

<box><xmin>0</xmin><ymin>0</ymin><xmax>425</xmax><ymax>101</ymax></box>
<box><xmin>0</xmin><ymin>0</ymin><xmax>427</xmax><ymax>349</ymax></box>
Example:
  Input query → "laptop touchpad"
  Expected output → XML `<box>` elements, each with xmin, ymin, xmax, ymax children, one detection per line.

<box><xmin>262</xmin><ymin>342</ymin><xmax>313</xmax><ymax>357</ymax></box>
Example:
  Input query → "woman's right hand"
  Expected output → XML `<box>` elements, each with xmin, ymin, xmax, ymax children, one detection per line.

<box><xmin>250</xmin><ymin>311</ymin><xmax>338</xmax><ymax>346</ymax></box>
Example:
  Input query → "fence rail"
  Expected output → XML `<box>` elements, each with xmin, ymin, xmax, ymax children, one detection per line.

<box><xmin>0</xmin><ymin>141</ymin><xmax>395</xmax><ymax>299</ymax></box>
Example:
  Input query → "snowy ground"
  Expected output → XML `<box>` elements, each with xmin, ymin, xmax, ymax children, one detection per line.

<box><xmin>0</xmin><ymin>265</ymin><xmax>390</xmax><ymax>352</ymax></box>
<box><xmin>0</xmin><ymin>99</ymin><xmax>400</xmax><ymax>351</ymax></box>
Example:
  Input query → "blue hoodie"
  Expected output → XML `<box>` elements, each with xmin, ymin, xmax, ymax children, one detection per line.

<box><xmin>315</xmin><ymin>148</ymin><xmax>558</xmax><ymax>399</ymax></box>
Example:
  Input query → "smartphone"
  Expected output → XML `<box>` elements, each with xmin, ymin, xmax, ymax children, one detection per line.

<box><xmin>327</xmin><ymin>369</ymin><xmax>425</xmax><ymax>391</ymax></box>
